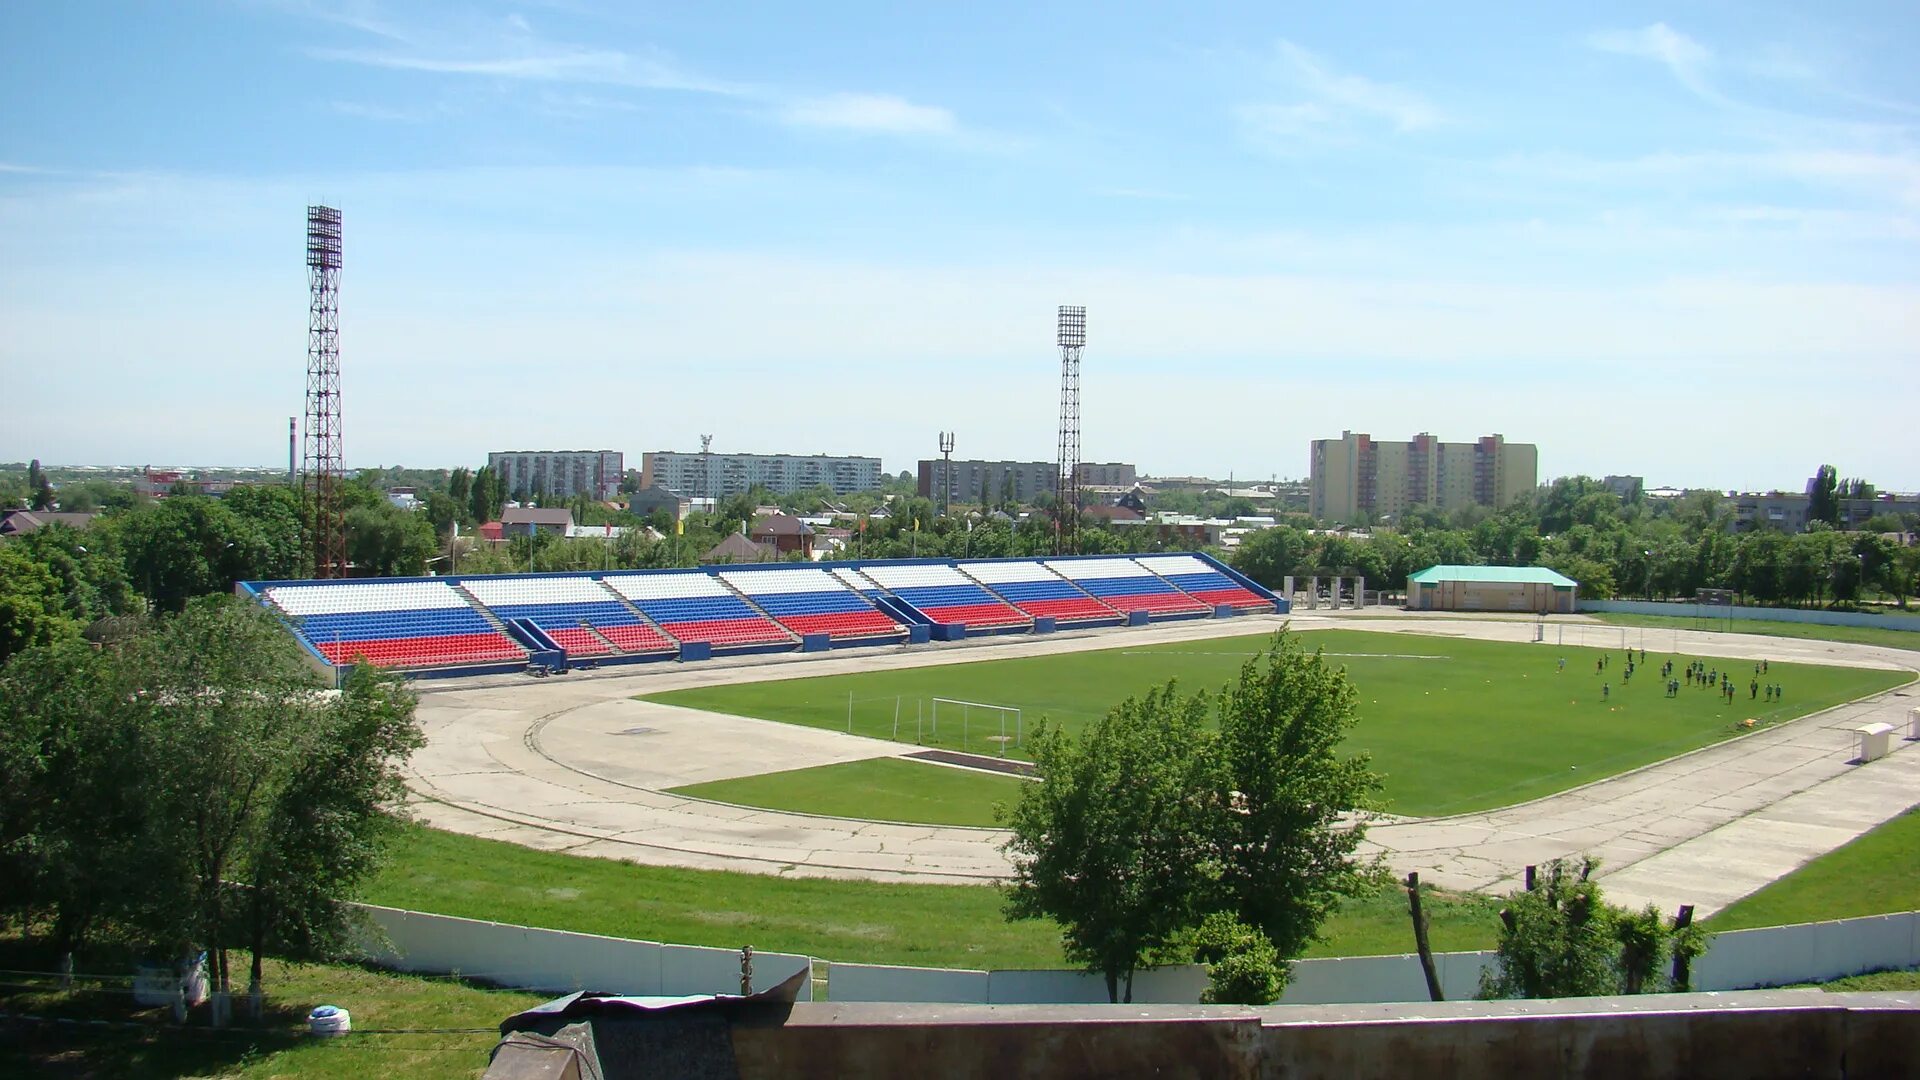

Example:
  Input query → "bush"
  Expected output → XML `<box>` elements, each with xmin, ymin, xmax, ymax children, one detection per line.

<box><xmin>1193</xmin><ymin>913</ymin><xmax>1285</xmax><ymax>1005</ymax></box>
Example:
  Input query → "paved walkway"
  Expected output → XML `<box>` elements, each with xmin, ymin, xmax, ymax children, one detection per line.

<box><xmin>405</xmin><ymin>613</ymin><xmax>1919</xmax><ymax>913</ymax></box>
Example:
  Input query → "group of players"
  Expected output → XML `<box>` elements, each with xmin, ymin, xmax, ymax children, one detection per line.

<box><xmin>1569</xmin><ymin>648</ymin><xmax>1784</xmax><ymax>707</ymax></box>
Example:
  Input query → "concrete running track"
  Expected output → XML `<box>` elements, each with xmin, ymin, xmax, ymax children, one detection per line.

<box><xmin>405</xmin><ymin>612</ymin><xmax>1920</xmax><ymax>915</ymax></box>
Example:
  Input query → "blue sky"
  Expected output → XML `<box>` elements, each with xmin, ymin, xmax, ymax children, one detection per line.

<box><xmin>2</xmin><ymin>2</ymin><xmax>1916</xmax><ymax>490</ymax></box>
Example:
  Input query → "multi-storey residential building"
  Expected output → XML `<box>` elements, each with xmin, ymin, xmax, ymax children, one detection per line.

<box><xmin>487</xmin><ymin>450</ymin><xmax>624</xmax><ymax>501</ymax></box>
<box><xmin>915</xmin><ymin>460</ymin><xmax>1138</xmax><ymax>504</ymax></box>
<box><xmin>641</xmin><ymin>451</ymin><xmax>882</xmax><ymax>498</ymax></box>
<box><xmin>1309</xmin><ymin>432</ymin><xmax>1537</xmax><ymax>521</ymax></box>
<box><xmin>1728</xmin><ymin>487</ymin><xmax>1920</xmax><ymax>533</ymax></box>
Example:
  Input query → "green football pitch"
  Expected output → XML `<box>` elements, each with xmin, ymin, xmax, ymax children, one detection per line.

<box><xmin>642</xmin><ymin>629</ymin><xmax>1911</xmax><ymax>818</ymax></box>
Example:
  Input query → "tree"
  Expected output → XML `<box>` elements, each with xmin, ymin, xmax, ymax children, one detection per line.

<box><xmin>1203</xmin><ymin>633</ymin><xmax>1383</xmax><ymax>966</ymax></box>
<box><xmin>447</xmin><ymin>467</ymin><xmax>472</xmax><ymax>521</ymax></box>
<box><xmin>1003</xmin><ymin>681</ymin><xmax>1216</xmax><ymax>1003</ymax></box>
<box><xmin>1004</xmin><ymin>634</ymin><xmax>1383</xmax><ymax>1002</ymax></box>
<box><xmin>236</xmin><ymin>665</ymin><xmax>423</xmax><ymax>1013</ymax></box>
<box><xmin>1192</xmin><ymin>912</ymin><xmax>1285</xmax><ymax>1005</ymax></box>
<box><xmin>0</xmin><ymin>639</ymin><xmax>154</xmax><ymax>949</ymax></box>
<box><xmin>468</xmin><ymin>466</ymin><xmax>503</xmax><ymax>525</ymax></box>
<box><xmin>0</xmin><ymin>546</ymin><xmax>81</xmax><ymax>664</ymax></box>
<box><xmin>1807</xmin><ymin>465</ymin><xmax>1840</xmax><ymax>527</ymax></box>
<box><xmin>345</xmin><ymin>502</ymin><xmax>436</xmax><ymax>578</ymax></box>
<box><xmin>223</xmin><ymin>484</ymin><xmax>306</xmax><ymax>582</ymax></box>
<box><xmin>109</xmin><ymin>496</ymin><xmax>278</xmax><ymax>611</ymax></box>
<box><xmin>0</xmin><ymin>599</ymin><xmax>424</xmax><ymax>1019</ymax></box>
<box><xmin>1479</xmin><ymin>857</ymin><xmax>1704</xmax><ymax>999</ymax></box>
<box><xmin>28</xmin><ymin>459</ymin><xmax>56</xmax><ymax>511</ymax></box>
<box><xmin>1231</xmin><ymin>526</ymin><xmax>1312</xmax><ymax>588</ymax></box>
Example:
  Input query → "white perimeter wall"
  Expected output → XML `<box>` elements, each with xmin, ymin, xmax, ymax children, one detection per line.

<box><xmin>358</xmin><ymin>904</ymin><xmax>1917</xmax><ymax>1005</ymax></box>
<box><xmin>356</xmin><ymin>905</ymin><xmax>810</xmax><ymax>999</ymax></box>
<box><xmin>1580</xmin><ymin>599</ymin><xmax>1920</xmax><ymax>633</ymax></box>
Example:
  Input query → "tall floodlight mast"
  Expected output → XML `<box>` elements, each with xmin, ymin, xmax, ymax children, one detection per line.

<box><xmin>1054</xmin><ymin>305</ymin><xmax>1085</xmax><ymax>556</ymax></box>
<box><xmin>303</xmin><ymin>205</ymin><xmax>345</xmax><ymax>578</ymax></box>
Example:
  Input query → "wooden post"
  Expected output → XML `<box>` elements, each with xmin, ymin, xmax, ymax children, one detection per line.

<box><xmin>1406</xmin><ymin>872</ymin><xmax>1444</xmax><ymax>1001</ymax></box>
<box><xmin>1670</xmin><ymin>905</ymin><xmax>1695</xmax><ymax>991</ymax></box>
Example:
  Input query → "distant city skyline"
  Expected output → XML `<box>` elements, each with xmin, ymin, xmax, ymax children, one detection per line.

<box><xmin>3</xmin><ymin>3</ymin><xmax>1916</xmax><ymax>489</ymax></box>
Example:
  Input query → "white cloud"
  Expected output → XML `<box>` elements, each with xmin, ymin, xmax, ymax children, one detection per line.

<box><xmin>780</xmin><ymin>93</ymin><xmax>957</xmax><ymax>136</ymax></box>
<box><xmin>1267</xmin><ymin>39</ymin><xmax>1445</xmax><ymax>132</ymax></box>
<box><xmin>1589</xmin><ymin>23</ymin><xmax>1727</xmax><ymax>106</ymax></box>
<box><xmin>309</xmin><ymin>44</ymin><xmax>749</xmax><ymax>96</ymax></box>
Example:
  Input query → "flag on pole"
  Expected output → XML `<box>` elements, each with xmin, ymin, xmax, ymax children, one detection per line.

<box><xmin>676</xmin><ymin>517</ymin><xmax>684</xmax><ymax>536</ymax></box>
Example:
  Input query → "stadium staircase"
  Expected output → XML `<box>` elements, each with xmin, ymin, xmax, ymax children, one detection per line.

<box><xmin>601</xmin><ymin>589</ymin><xmax>685</xmax><ymax>653</ymax></box>
<box><xmin>956</xmin><ymin>560</ymin><xmax>1122</xmax><ymax>625</ymax></box>
<box><xmin>1129</xmin><ymin>554</ymin><xmax>1277</xmax><ymax>612</ymax></box>
<box><xmin>712</xmin><ymin>578</ymin><xmax>805</xmax><ymax>646</ymax></box>
<box><xmin>453</xmin><ymin>583</ymin><xmax>514</xmax><ymax>635</ymax></box>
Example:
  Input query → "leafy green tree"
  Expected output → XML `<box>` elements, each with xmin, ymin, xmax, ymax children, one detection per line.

<box><xmin>0</xmin><ymin>639</ymin><xmax>153</xmax><ymax>948</ymax></box>
<box><xmin>14</xmin><ymin>525</ymin><xmax>138</xmax><ymax>627</ymax></box>
<box><xmin>109</xmin><ymin>496</ymin><xmax>272</xmax><ymax>611</ymax></box>
<box><xmin>1003</xmin><ymin>681</ymin><xmax>1216</xmax><ymax>1003</ymax></box>
<box><xmin>236</xmin><ymin>666</ymin><xmax>423</xmax><ymax>1012</ymax></box>
<box><xmin>1230</xmin><ymin>526</ymin><xmax>1312</xmax><ymax>588</ymax></box>
<box><xmin>0</xmin><ymin>547</ymin><xmax>79</xmax><ymax>665</ymax></box>
<box><xmin>1192</xmin><ymin>912</ymin><xmax>1285</xmax><ymax>1005</ymax></box>
<box><xmin>1204</xmin><ymin>633</ymin><xmax>1383</xmax><ymax>966</ymax></box>
<box><xmin>447</xmin><ymin>467</ymin><xmax>472</xmax><ymax>519</ymax></box>
<box><xmin>423</xmin><ymin>490</ymin><xmax>461</xmax><ymax>539</ymax></box>
<box><xmin>1807</xmin><ymin>465</ymin><xmax>1840</xmax><ymax>527</ymax></box>
<box><xmin>345</xmin><ymin>501</ymin><xmax>436</xmax><ymax>578</ymax></box>
<box><xmin>223</xmin><ymin>484</ymin><xmax>306</xmax><ymax>581</ymax></box>
<box><xmin>0</xmin><ymin>599</ymin><xmax>424</xmax><ymax>1017</ymax></box>
<box><xmin>28</xmin><ymin>459</ymin><xmax>56</xmax><ymax>511</ymax></box>
<box><xmin>1480</xmin><ymin>857</ymin><xmax>1703</xmax><ymax>999</ymax></box>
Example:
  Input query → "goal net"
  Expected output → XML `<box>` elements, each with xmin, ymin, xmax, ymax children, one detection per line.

<box><xmin>931</xmin><ymin>698</ymin><xmax>1023</xmax><ymax>755</ymax></box>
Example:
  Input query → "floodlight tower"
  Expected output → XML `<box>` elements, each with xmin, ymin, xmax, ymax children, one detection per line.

<box><xmin>1054</xmin><ymin>305</ymin><xmax>1086</xmax><ymax>556</ymax></box>
<box><xmin>303</xmin><ymin>205</ymin><xmax>346</xmax><ymax>578</ymax></box>
<box><xmin>938</xmin><ymin>431</ymin><xmax>956</xmax><ymax>514</ymax></box>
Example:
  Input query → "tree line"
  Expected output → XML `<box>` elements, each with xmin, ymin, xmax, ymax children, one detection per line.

<box><xmin>1230</xmin><ymin>476</ymin><xmax>1920</xmax><ymax>609</ymax></box>
<box><xmin>0</xmin><ymin>599</ymin><xmax>422</xmax><ymax>1021</ymax></box>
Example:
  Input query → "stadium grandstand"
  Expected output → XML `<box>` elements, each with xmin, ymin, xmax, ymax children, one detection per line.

<box><xmin>240</xmin><ymin>553</ymin><xmax>1281</xmax><ymax>680</ymax></box>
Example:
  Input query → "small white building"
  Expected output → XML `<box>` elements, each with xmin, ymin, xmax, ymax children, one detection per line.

<box><xmin>1406</xmin><ymin>565</ymin><xmax>1578</xmax><ymax>614</ymax></box>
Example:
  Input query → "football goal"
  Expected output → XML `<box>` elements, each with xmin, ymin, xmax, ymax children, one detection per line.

<box><xmin>931</xmin><ymin>697</ymin><xmax>1024</xmax><ymax>756</ymax></box>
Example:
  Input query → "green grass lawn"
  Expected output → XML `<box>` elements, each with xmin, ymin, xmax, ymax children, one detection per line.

<box><xmin>643</xmin><ymin>629</ymin><xmax>1911</xmax><ymax>818</ymax></box>
<box><xmin>1585</xmin><ymin>611</ymin><xmax>1920</xmax><ymax>653</ymax></box>
<box><xmin>1807</xmin><ymin>968</ymin><xmax>1920</xmax><ymax>992</ymax></box>
<box><xmin>366</xmin><ymin>825</ymin><xmax>1499</xmax><ymax>970</ymax></box>
<box><xmin>1710</xmin><ymin>807</ymin><xmax>1920</xmax><ymax>931</ymax></box>
<box><xmin>0</xmin><ymin>938</ymin><xmax>541</xmax><ymax>1080</ymax></box>
<box><xmin>671</xmin><ymin>757</ymin><xmax>1028</xmax><ymax>827</ymax></box>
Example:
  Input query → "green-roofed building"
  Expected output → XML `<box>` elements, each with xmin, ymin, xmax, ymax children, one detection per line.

<box><xmin>1406</xmin><ymin>564</ymin><xmax>1579</xmax><ymax>614</ymax></box>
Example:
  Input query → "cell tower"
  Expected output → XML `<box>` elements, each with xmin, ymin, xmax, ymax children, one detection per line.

<box><xmin>1054</xmin><ymin>305</ymin><xmax>1085</xmax><ymax>556</ymax></box>
<box><xmin>699</xmin><ymin>433</ymin><xmax>714</xmax><ymax>504</ymax></box>
<box><xmin>938</xmin><ymin>431</ymin><xmax>956</xmax><ymax>514</ymax></box>
<box><xmin>303</xmin><ymin>205</ymin><xmax>346</xmax><ymax>578</ymax></box>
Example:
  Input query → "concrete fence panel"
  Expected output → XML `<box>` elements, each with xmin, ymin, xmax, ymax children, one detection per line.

<box><xmin>1579</xmin><ymin>599</ymin><xmax>1920</xmax><ymax>633</ymax></box>
<box><xmin>358</xmin><ymin>903</ymin><xmax>1918</xmax><ymax>1006</ymax></box>
<box><xmin>662</xmin><ymin>942</ymin><xmax>810</xmax><ymax>999</ymax></box>
<box><xmin>1695</xmin><ymin>922</ymin><xmax>1822</xmax><ymax>991</ymax></box>
<box><xmin>828</xmin><ymin>963</ymin><xmax>990</xmax><ymax>1003</ymax></box>
<box><xmin>357</xmin><ymin>904</ymin><xmax>806</xmax><ymax>999</ymax></box>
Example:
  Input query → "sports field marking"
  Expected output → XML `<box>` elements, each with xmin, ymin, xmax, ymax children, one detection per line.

<box><xmin>1122</xmin><ymin>649</ymin><xmax>1450</xmax><ymax>661</ymax></box>
<box><xmin>643</xmin><ymin>629</ymin><xmax>1911</xmax><ymax>817</ymax></box>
